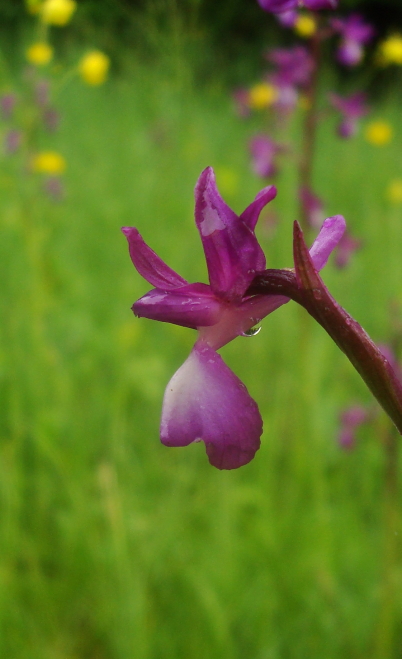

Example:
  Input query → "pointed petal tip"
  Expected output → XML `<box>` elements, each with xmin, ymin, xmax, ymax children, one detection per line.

<box><xmin>121</xmin><ymin>226</ymin><xmax>137</xmax><ymax>238</ymax></box>
<box><xmin>307</xmin><ymin>214</ymin><xmax>347</xmax><ymax>272</ymax></box>
<box><xmin>255</xmin><ymin>184</ymin><xmax>277</xmax><ymax>202</ymax></box>
<box><xmin>195</xmin><ymin>166</ymin><xmax>215</xmax><ymax>195</ymax></box>
<box><xmin>324</xmin><ymin>214</ymin><xmax>346</xmax><ymax>232</ymax></box>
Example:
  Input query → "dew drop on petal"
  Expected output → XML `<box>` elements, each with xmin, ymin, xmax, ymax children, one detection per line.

<box><xmin>242</xmin><ymin>324</ymin><xmax>262</xmax><ymax>337</ymax></box>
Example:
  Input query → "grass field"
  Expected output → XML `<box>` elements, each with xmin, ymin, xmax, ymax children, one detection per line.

<box><xmin>1</xmin><ymin>46</ymin><xmax>402</xmax><ymax>658</ymax></box>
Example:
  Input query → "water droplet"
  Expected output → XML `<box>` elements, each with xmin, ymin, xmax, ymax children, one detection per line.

<box><xmin>242</xmin><ymin>324</ymin><xmax>262</xmax><ymax>337</ymax></box>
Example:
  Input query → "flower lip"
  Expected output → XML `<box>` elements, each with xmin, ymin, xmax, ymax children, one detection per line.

<box><xmin>160</xmin><ymin>341</ymin><xmax>263</xmax><ymax>469</ymax></box>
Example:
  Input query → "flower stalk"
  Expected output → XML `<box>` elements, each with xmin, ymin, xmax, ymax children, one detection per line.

<box><xmin>299</xmin><ymin>17</ymin><xmax>324</xmax><ymax>230</ymax></box>
<box><xmin>248</xmin><ymin>221</ymin><xmax>402</xmax><ymax>435</ymax></box>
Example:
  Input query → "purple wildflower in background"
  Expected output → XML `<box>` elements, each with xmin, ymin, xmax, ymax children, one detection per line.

<box><xmin>4</xmin><ymin>129</ymin><xmax>21</xmax><ymax>154</ymax></box>
<box><xmin>276</xmin><ymin>9</ymin><xmax>298</xmax><ymax>28</ymax></box>
<box><xmin>334</xmin><ymin>229</ymin><xmax>362</xmax><ymax>268</ymax></box>
<box><xmin>331</xmin><ymin>14</ymin><xmax>375</xmax><ymax>67</ymax></box>
<box><xmin>338</xmin><ymin>405</ymin><xmax>368</xmax><ymax>449</ymax></box>
<box><xmin>378</xmin><ymin>344</ymin><xmax>402</xmax><ymax>381</ymax></box>
<box><xmin>299</xmin><ymin>186</ymin><xmax>325</xmax><ymax>229</ymax></box>
<box><xmin>35</xmin><ymin>80</ymin><xmax>50</xmax><ymax>108</ymax></box>
<box><xmin>249</xmin><ymin>135</ymin><xmax>283</xmax><ymax>178</ymax></box>
<box><xmin>336</xmin><ymin>349</ymin><xmax>398</xmax><ymax>448</ymax></box>
<box><xmin>43</xmin><ymin>176</ymin><xmax>65</xmax><ymax>202</ymax></box>
<box><xmin>43</xmin><ymin>108</ymin><xmax>60</xmax><ymax>132</ymax></box>
<box><xmin>265</xmin><ymin>46</ymin><xmax>314</xmax><ymax>115</ymax></box>
<box><xmin>0</xmin><ymin>93</ymin><xmax>16</xmax><ymax>121</ymax></box>
<box><xmin>232</xmin><ymin>88</ymin><xmax>251</xmax><ymax>118</ymax></box>
<box><xmin>123</xmin><ymin>167</ymin><xmax>345</xmax><ymax>469</ymax></box>
<box><xmin>267</xmin><ymin>46</ymin><xmax>314</xmax><ymax>88</ymax></box>
<box><xmin>257</xmin><ymin>0</ymin><xmax>337</xmax><ymax>15</ymax></box>
<box><xmin>329</xmin><ymin>92</ymin><xmax>369</xmax><ymax>138</ymax></box>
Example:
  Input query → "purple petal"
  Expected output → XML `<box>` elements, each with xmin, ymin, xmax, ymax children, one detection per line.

<box><xmin>241</xmin><ymin>182</ymin><xmax>277</xmax><ymax>227</ymax></box>
<box><xmin>309</xmin><ymin>215</ymin><xmax>346</xmax><ymax>271</ymax></box>
<box><xmin>338</xmin><ymin>118</ymin><xmax>358</xmax><ymax>138</ymax></box>
<box><xmin>160</xmin><ymin>342</ymin><xmax>262</xmax><ymax>469</ymax></box>
<box><xmin>299</xmin><ymin>186</ymin><xmax>325</xmax><ymax>229</ymax></box>
<box><xmin>276</xmin><ymin>9</ymin><xmax>298</xmax><ymax>27</ymax></box>
<box><xmin>332</xmin><ymin>14</ymin><xmax>375</xmax><ymax>43</ymax></box>
<box><xmin>337</xmin><ymin>40</ymin><xmax>363</xmax><ymax>67</ymax></box>
<box><xmin>198</xmin><ymin>293</ymin><xmax>290</xmax><ymax>350</ymax></box>
<box><xmin>133</xmin><ymin>283</ymin><xmax>223</xmax><ymax>329</ymax></box>
<box><xmin>257</xmin><ymin>0</ymin><xmax>296</xmax><ymax>12</ymax></box>
<box><xmin>194</xmin><ymin>167</ymin><xmax>268</xmax><ymax>301</ymax></box>
<box><xmin>334</xmin><ymin>231</ymin><xmax>362</xmax><ymax>268</ymax></box>
<box><xmin>304</xmin><ymin>0</ymin><xmax>338</xmax><ymax>9</ymax></box>
<box><xmin>248</xmin><ymin>136</ymin><xmax>281</xmax><ymax>180</ymax></box>
<box><xmin>122</xmin><ymin>227</ymin><xmax>187</xmax><ymax>290</ymax></box>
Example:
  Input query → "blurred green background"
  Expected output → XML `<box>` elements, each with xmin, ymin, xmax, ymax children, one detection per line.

<box><xmin>1</xmin><ymin>1</ymin><xmax>402</xmax><ymax>658</ymax></box>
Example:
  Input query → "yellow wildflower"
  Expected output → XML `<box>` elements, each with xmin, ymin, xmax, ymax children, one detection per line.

<box><xmin>294</xmin><ymin>14</ymin><xmax>316</xmax><ymax>38</ymax></box>
<box><xmin>378</xmin><ymin>34</ymin><xmax>402</xmax><ymax>66</ymax></box>
<box><xmin>78</xmin><ymin>51</ymin><xmax>110</xmax><ymax>86</ymax></box>
<box><xmin>31</xmin><ymin>151</ymin><xmax>66</xmax><ymax>175</ymax></box>
<box><xmin>26</xmin><ymin>42</ymin><xmax>53</xmax><ymax>66</ymax></box>
<box><xmin>41</xmin><ymin>0</ymin><xmax>76</xmax><ymax>26</ymax></box>
<box><xmin>387</xmin><ymin>179</ymin><xmax>402</xmax><ymax>204</ymax></box>
<box><xmin>248</xmin><ymin>82</ymin><xmax>278</xmax><ymax>110</ymax></box>
<box><xmin>365</xmin><ymin>120</ymin><xmax>393</xmax><ymax>146</ymax></box>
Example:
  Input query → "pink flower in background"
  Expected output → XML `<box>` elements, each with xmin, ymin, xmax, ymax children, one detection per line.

<box><xmin>249</xmin><ymin>135</ymin><xmax>284</xmax><ymax>178</ymax></box>
<box><xmin>35</xmin><ymin>80</ymin><xmax>50</xmax><ymax>108</ymax></box>
<box><xmin>329</xmin><ymin>92</ymin><xmax>369</xmax><ymax>138</ymax></box>
<box><xmin>334</xmin><ymin>229</ymin><xmax>362</xmax><ymax>268</ymax></box>
<box><xmin>299</xmin><ymin>186</ymin><xmax>325</xmax><ymax>229</ymax></box>
<box><xmin>266</xmin><ymin>46</ymin><xmax>314</xmax><ymax>88</ymax></box>
<box><xmin>331</xmin><ymin>14</ymin><xmax>375</xmax><ymax>67</ymax></box>
<box><xmin>123</xmin><ymin>167</ymin><xmax>345</xmax><ymax>469</ymax></box>
<box><xmin>378</xmin><ymin>344</ymin><xmax>402</xmax><ymax>382</ymax></box>
<box><xmin>43</xmin><ymin>107</ymin><xmax>60</xmax><ymax>132</ymax></box>
<box><xmin>232</xmin><ymin>88</ymin><xmax>251</xmax><ymax>118</ymax></box>
<box><xmin>0</xmin><ymin>93</ymin><xmax>16</xmax><ymax>121</ymax></box>
<box><xmin>264</xmin><ymin>45</ymin><xmax>314</xmax><ymax>114</ymax></box>
<box><xmin>257</xmin><ymin>0</ymin><xmax>337</xmax><ymax>14</ymax></box>
<box><xmin>338</xmin><ymin>345</ymin><xmax>400</xmax><ymax>449</ymax></box>
<box><xmin>4</xmin><ymin>129</ymin><xmax>21</xmax><ymax>154</ymax></box>
<box><xmin>43</xmin><ymin>176</ymin><xmax>65</xmax><ymax>201</ymax></box>
<box><xmin>276</xmin><ymin>9</ymin><xmax>298</xmax><ymax>28</ymax></box>
<box><xmin>338</xmin><ymin>405</ymin><xmax>368</xmax><ymax>449</ymax></box>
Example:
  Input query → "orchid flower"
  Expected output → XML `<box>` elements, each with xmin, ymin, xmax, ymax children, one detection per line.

<box><xmin>338</xmin><ymin>405</ymin><xmax>369</xmax><ymax>449</ymax></box>
<box><xmin>257</xmin><ymin>0</ymin><xmax>337</xmax><ymax>15</ymax></box>
<box><xmin>299</xmin><ymin>186</ymin><xmax>325</xmax><ymax>229</ymax></box>
<box><xmin>276</xmin><ymin>9</ymin><xmax>298</xmax><ymax>28</ymax></box>
<box><xmin>334</xmin><ymin>229</ymin><xmax>362</xmax><ymax>268</ymax></box>
<box><xmin>328</xmin><ymin>91</ymin><xmax>369</xmax><ymax>139</ymax></box>
<box><xmin>266</xmin><ymin>46</ymin><xmax>314</xmax><ymax>88</ymax></box>
<box><xmin>0</xmin><ymin>93</ymin><xmax>16</xmax><ymax>121</ymax></box>
<box><xmin>331</xmin><ymin>14</ymin><xmax>375</xmax><ymax>67</ymax></box>
<box><xmin>249</xmin><ymin>135</ymin><xmax>284</xmax><ymax>178</ymax></box>
<box><xmin>123</xmin><ymin>167</ymin><xmax>345</xmax><ymax>469</ymax></box>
